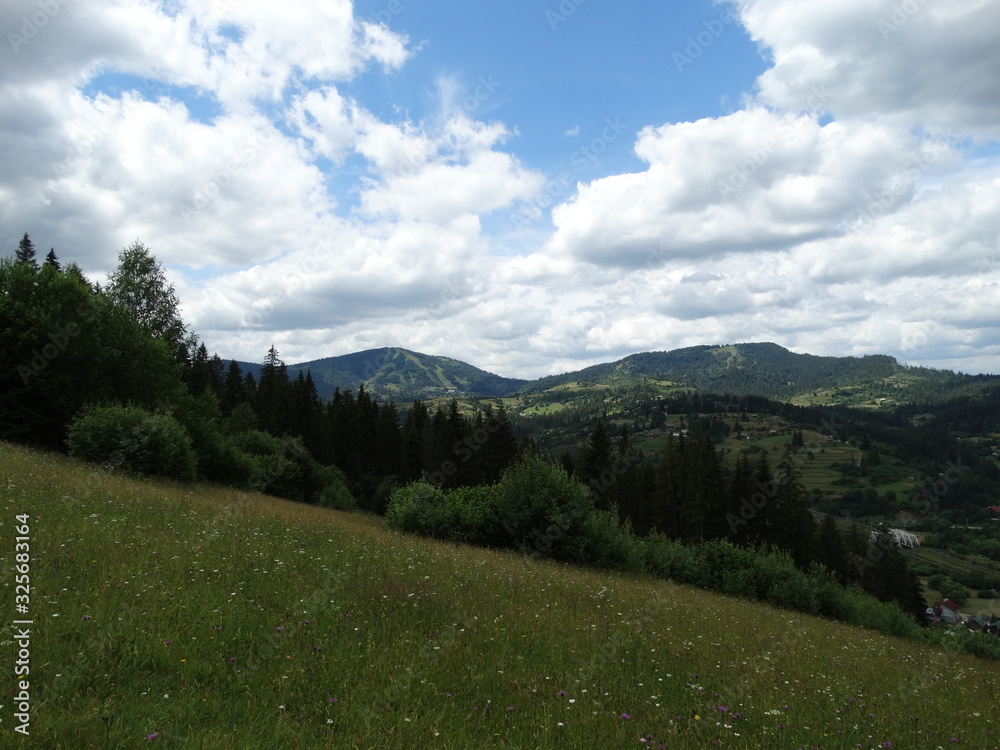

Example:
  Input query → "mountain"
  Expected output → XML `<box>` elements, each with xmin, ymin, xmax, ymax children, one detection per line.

<box><xmin>525</xmin><ymin>342</ymin><xmax>904</xmax><ymax>398</ymax></box>
<box><xmin>237</xmin><ymin>347</ymin><xmax>527</xmax><ymax>400</ymax></box>
<box><xmin>232</xmin><ymin>342</ymin><xmax>997</xmax><ymax>403</ymax></box>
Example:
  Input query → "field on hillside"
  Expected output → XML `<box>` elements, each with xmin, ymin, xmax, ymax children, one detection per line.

<box><xmin>3</xmin><ymin>442</ymin><xmax>1000</xmax><ymax>748</ymax></box>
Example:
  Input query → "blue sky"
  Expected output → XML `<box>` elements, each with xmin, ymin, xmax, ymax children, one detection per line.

<box><xmin>2</xmin><ymin>0</ymin><xmax>1000</xmax><ymax>378</ymax></box>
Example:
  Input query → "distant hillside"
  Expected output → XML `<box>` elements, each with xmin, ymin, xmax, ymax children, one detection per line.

<box><xmin>521</xmin><ymin>342</ymin><xmax>992</xmax><ymax>403</ymax></box>
<box><xmin>231</xmin><ymin>342</ymin><xmax>996</xmax><ymax>404</ymax></box>
<box><xmin>237</xmin><ymin>347</ymin><xmax>526</xmax><ymax>400</ymax></box>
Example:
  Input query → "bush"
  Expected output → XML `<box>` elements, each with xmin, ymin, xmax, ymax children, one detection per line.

<box><xmin>642</xmin><ymin>533</ymin><xmax>700</xmax><ymax>583</ymax></box>
<box><xmin>232</xmin><ymin>431</ymin><xmax>326</xmax><ymax>502</ymax></box>
<box><xmin>317</xmin><ymin>471</ymin><xmax>358</xmax><ymax>512</ymax></box>
<box><xmin>385</xmin><ymin>481</ymin><xmax>454</xmax><ymax>540</ymax></box>
<box><xmin>579</xmin><ymin>510</ymin><xmax>645</xmax><ymax>573</ymax></box>
<box><xmin>248</xmin><ymin>454</ymin><xmax>304</xmax><ymax>500</ymax></box>
<box><xmin>446</xmin><ymin>484</ymin><xmax>506</xmax><ymax>547</ymax></box>
<box><xmin>67</xmin><ymin>403</ymin><xmax>196</xmax><ymax>481</ymax></box>
<box><xmin>492</xmin><ymin>455</ymin><xmax>592</xmax><ymax>561</ymax></box>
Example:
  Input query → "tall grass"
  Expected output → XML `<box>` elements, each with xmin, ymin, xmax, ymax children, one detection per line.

<box><xmin>3</xmin><ymin>441</ymin><xmax>999</xmax><ymax>748</ymax></box>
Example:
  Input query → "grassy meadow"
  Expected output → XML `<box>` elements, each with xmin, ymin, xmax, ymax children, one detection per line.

<box><xmin>3</xmin><ymin>441</ymin><xmax>1000</xmax><ymax>749</ymax></box>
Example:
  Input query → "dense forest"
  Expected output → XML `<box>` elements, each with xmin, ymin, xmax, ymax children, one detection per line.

<box><xmin>9</xmin><ymin>234</ymin><xmax>1000</xmax><ymax>645</ymax></box>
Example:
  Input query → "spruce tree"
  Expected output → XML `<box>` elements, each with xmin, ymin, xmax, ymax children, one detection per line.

<box><xmin>44</xmin><ymin>248</ymin><xmax>61</xmax><ymax>271</ymax></box>
<box><xmin>815</xmin><ymin>513</ymin><xmax>848</xmax><ymax>583</ymax></box>
<box><xmin>15</xmin><ymin>233</ymin><xmax>38</xmax><ymax>269</ymax></box>
<box><xmin>744</xmin><ymin>448</ymin><xmax>774</xmax><ymax>547</ymax></box>
<box><xmin>772</xmin><ymin>444</ymin><xmax>815</xmax><ymax>567</ymax></box>
<box><xmin>580</xmin><ymin>419</ymin><xmax>614</xmax><ymax>508</ymax></box>
<box><xmin>222</xmin><ymin>360</ymin><xmax>245</xmax><ymax>414</ymax></box>
<box><xmin>654</xmin><ymin>433</ymin><xmax>685</xmax><ymax>539</ymax></box>
<box><xmin>725</xmin><ymin>452</ymin><xmax>753</xmax><ymax>544</ymax></box>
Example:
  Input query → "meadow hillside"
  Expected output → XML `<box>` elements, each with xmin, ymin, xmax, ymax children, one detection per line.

<box><xmin>3</xmin><ymin>441</ymin><xmax>1000</xmax><ymax>749</ymax></box>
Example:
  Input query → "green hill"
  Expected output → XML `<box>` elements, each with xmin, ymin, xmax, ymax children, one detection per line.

<box><xmin>4</xmin><ymin>441</ymin><xmax>1000</xmax><ymax>748</ymax></box>
<box><xmin>238</xmin><ymin>342</ymin><xmax>998</xmax><ymax>405</ymax></box>
<box><xmin>523</xmin><ymin>342</ymin><xmax>995</xmax><ymax>403</ymax></box>
<box><xmin>238</xmin><ymin>347</ymin><xmax>527</xmax><ymax>400</ymax></box>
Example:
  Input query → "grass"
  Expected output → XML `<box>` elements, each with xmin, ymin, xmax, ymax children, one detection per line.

<box><xmin>3</xmin><ymin>441</ymin><xmax>1000</xmax><ymax>748</ymax></box>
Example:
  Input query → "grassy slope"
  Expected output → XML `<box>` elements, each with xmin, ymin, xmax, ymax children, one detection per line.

<box><xmin>3</xmin><ymin>442</ymin><xmax>1000</xmax><ymax>749</ymax></box>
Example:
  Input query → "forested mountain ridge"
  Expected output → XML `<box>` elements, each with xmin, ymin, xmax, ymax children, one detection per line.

<box><xmin>236</xmin><ymin>342</ymin><xmax>998</xmax><ymax>404</ymax></box>
<box><xmin>235</xmin><ymin>347</ymin><xmax>528</xmax><ymax>400</ymax></box>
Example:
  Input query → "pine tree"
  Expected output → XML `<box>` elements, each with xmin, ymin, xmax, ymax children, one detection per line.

<box><xmin>682</xmin><ymin>430</ymin><xmax>725</xmax><ymax>542</ymax></box>
<box><xmin>15</xmin><ymin>233</ymin><xmax>38</xmax><ymax>269</ymax></box>
<box><xmin>256</xmin><ymin>346</ymin><xmax>290</xmax><ymax>436</ymax></box>
<box><xmin>654</xmin><ymin>433</ymin><xmax>685</xmax><ymax>539</ymax></box>
<box><xmin>613</xmin><ymin>424</ymin><xmax>648</xmax><ymax>533</ymax></box>
<box><xmin>815</xmin><ymin>513</ymin><xmax>848</xmax><ymax>583</ymax></box>
<box><xmin>725</xmin><ymin>452</ymin><xmax>755</xmax><ymax>545</ymax></box>
<box><xmin>744</xmin><ymin>448</ymin><xmax>775</xmax><ymax>547</ymax></box>
<box><xmin>222</xmin><ymin>360</ymin><xmax>245</xmax><ymax>415</ymax></box>
<box><xmin>772</xmin><ymin>444</ymin><xmax>815</xmax><ymax>567</ymax></box>
<box><xmin>44</xmin><ymin>248</ymin><xmax>61</xmax><ymax>271</ymax></box>
<box><xmin>479</xmin><ymin>403</ymin><xmax>518</xmax><ymax>484</ymax></box>
<box><xmin>401</xmin><ymin>400</ymin><xmax>430</xmax><ymax>481</ymax></box>
<box><xmin>580</xmin><ymin>419</ymin><xmax>614</xmax><ymax>508</ymax></box>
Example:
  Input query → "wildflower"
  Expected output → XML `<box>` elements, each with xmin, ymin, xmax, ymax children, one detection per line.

<box><xmin>621</xmin><ymin>713</ymin><xmax>630</xmax><ymax>720</ymax></box>
<box><xmin>146</xmin><ymin>733</ymin><xmax>159</xmax><ymax>740</ymax></box>
<box><xmin>82</xmin><ymin>615</ymin><xmax>91</xmax><ymax>621</ymax></box>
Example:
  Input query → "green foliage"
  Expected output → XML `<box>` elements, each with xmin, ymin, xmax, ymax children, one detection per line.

<box><xmin>106</xmin><ymin>240</ymin><xmax>189</xmax><ymax>360</ymax></box>
<box><xmin>0</xmin><ymin>255</ymin><xmax>186</xmax><ymax>448</ymax></box>
<box><xmin>230</xmin><ymin>431</ymin><xmax>327</xmax><ymax>503</ymax></box>
<box><xmin>578</xmin><ymin>509</ymin><xmax>645</xmax><ymax>572</ymax></box>
<box><xmin>67</xmin><ymin>404</ymin><xmax>196</xmax><ymax>481</ymax></box>
<box><xmin>385</xmin><ymin>481</ymin><xmax>454</xmax><ymax>539</ymax></box>
<box><xmin>493</xmin><ymin>455</ymin><xmax>593</xmax><ymax>560</ymax></box>
<box><xmin>316</xmin><ymin>467</ymin><xmax>357</xmax><ymax>512</ymax></box>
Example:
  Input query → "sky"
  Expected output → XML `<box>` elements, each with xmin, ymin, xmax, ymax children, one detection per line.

<box><xmin>2</xmin><ymin>0</ymin><xmax>1000</xmax><ymax>379</ymax></box>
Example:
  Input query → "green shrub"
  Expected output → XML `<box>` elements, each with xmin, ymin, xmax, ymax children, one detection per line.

<box><xmin>368</xmin><ymin>476</ymin><xmax>400</xmax><ymax>516</ymax></box>
<box><xmin>386</xmin><ymin>481</ymin><xmax>454</xmax><ymax>540</ymax></box>
<box><xmin>248</xmin><ymin>454</ymin><xmax>304</xmax><ymax>500</ymax></box>
<box><xmin>642</xmin><ymin>533</ymin><xmax>700</xmax><ymax>582</ymax></box>
<box><xmin>446</xmin><ymin>484</ymin><xmax>505</xmax><ymax>547</ymax></box>
<box><xmin>493</xmin><ymin>455</ymin><xmax>592</xmax><ymax>561</ymax></box>
<box><xmin>579</xmin><ymin>509</ymin><xmax>645</xmax><ymax>573</ymax></box>
<box><xmin>232</xmin><ymin>431</ymin><xmax>326</xmax><ymax>502</ymax></box>
<box><xmin>67</xmin><ymin>403</ymin><xmax>196</xmax><ymax>481</ymax></box>
<box><xmin>316</xmin><ymin>464</ymin><xmax>357</xmax><ymax>511</ymax></box>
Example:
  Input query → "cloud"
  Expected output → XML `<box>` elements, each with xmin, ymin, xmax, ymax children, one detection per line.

<box><xmin>543</xmin><ymin>109</ymin><xmax>928</xmax><ymax>268</ymax></box>
<box><xmin>738</xmin><ymin>0</ymin><xmax>1000</xmax><ymax>139</ymax></box>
